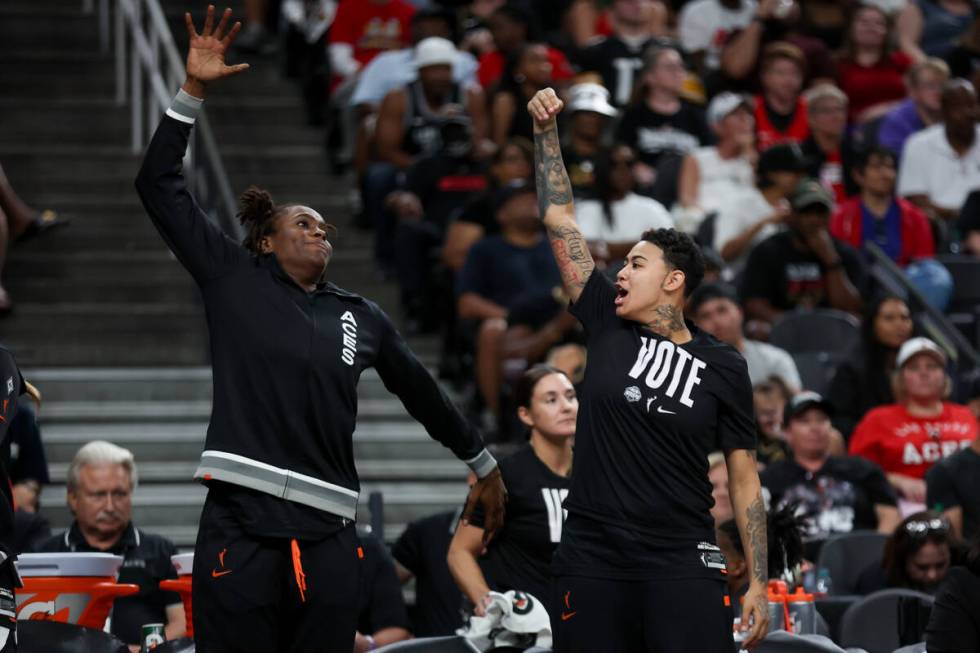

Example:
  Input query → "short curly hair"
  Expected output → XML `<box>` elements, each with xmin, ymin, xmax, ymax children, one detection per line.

<box><xmin>640</xmin><ymin>228</ymin><xmax>705</xmax><ymax>297</ymax></box>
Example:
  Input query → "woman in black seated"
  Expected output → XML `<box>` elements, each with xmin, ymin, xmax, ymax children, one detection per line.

<box><xmin>926</xmin><ymin>533</ymin><xmax>980</xmax><ymax>652</ymax></box>
<box><xmin>448</xmin><ymin>365</ymin><xmax>576</xmax><ymax>619</ymax></box>
<box><xmin>857</xmin><ymin>511</ymin><xmax>962</xmax><ymax>595</ymax></box>
<box><xmin>828</xmin><ymin>293</ymin><xmax>914</xmax><ymax>439</ymax></box>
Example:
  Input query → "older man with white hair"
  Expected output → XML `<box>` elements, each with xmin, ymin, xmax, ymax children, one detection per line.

<box><xmin>34</xmin><ymin>441</ymin><xmax>185</xmax><ymax>651</ymax></box>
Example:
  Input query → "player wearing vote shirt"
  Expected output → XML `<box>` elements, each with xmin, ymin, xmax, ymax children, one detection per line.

<box><xmin>0</xmin><ymin>345</ymin><xmax>25</xmax><ymax>652</ymax></box>
<box><xmin>527</xmin><ymin>88</ymin><xmax>769</xmax><ymax>651</ymax></box>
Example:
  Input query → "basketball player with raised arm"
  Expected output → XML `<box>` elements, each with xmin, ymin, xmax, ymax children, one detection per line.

<box><xmin>527</xmin><ymin>88</ymin><xmax>770</xmax><ymax>651</ymax></box>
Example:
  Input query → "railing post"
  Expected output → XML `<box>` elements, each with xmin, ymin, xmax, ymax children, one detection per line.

<box><xmin>115</xmin><ymin>0</ymin><xmax>126</xmax><ymax>105</ymax></box>
<box><xmin>98</xmin><ymin>0</ymin><xmax>110</xmax><ymax>53</ymax></box>
<box><xmin>130</xmin><ymin>0</ymin><xmax>143</xmax><ymax>154</ymax></box>
<box><xmin>148</xmin><ymin>28</ymin><xmax>160</xmax><ymax>133</ymax></box>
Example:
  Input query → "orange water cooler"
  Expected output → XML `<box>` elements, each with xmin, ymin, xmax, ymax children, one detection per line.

<box><xmin>159</xmin><ymin>553</ymin><xmax>194</xmax><ymax>637</ymax></box>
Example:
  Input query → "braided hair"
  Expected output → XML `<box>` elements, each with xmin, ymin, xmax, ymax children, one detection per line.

<box><xmin>238</xmin><ymin>186</ymin><xmax>284</xmax><ymax>254</ymax></box>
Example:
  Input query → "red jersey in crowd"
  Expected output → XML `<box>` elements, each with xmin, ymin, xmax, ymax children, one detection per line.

<box><xmin>477</xmin><ymin>47</ymin><xmax>574</xmax><ymax>89</ymax></box>
<box><xmin>837</xmin><ymin>52</ymin><xmax>912</xmax><ymax>122</ymax></box>
<box><xmin>849</xmin><ymin>403</ymin><xmax>978</xmax><ymax>479</ymax></box>
<box><xmin>329</xmin><ymin>0</ymin><xmax>415</xmax><ymax>69</ymax></box>
<box><xmin>830</xmin><ymin>197</ymin><xmax>935</xmax><ymax>266</ymax></box>
<box><xmin>754</xmin><ymin>95</ymin><xmax>809</xmax><ymax>152</ymax></box>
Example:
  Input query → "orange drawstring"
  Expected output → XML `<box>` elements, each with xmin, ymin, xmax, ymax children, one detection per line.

<box><xmin>291</xmin><ymin>538</ymin><xmax>307</xmax><ymax>603</ymax></box>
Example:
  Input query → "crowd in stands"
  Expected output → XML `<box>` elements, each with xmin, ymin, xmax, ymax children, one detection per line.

<box><xmin>10</xmin><ymin>0</ymin><xmax>980</xmax><ymax>650</ymax></box>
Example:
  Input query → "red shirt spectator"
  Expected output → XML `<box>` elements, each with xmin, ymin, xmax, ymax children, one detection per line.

<box><xmin>850</xmin><ymin>402</ymin><xmax>977</xmax><ymax>480</ymax></box>
<box><xmin>837</xmin><ymin>52</ymin><xmax>913</xmax><ymax>122</ymax></box>
<box><xmin>754</xmin><ymin>95</ymin><xmax>809</xmax><ymax>151</ymax></box>
<box><xmin>477</xmin><ymin>48</ymin><xmax>574</xmax><ymax>90</ymax></box>
<box><xmin>330</xmin><ymin>0</ymin><xmax>415</xmax><ymax>71</ymax></box>
<box><xmin>831</xmin><ymin>197</ymin><xmax>935</xmax><ymax>266</ymax></box>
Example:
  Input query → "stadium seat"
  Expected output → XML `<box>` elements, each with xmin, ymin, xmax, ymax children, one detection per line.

<box><xmin>375</xmin><ymin>637</ymin><xmax>482</xmax><ymax>652</ymax></box>
<box><xmin>791</xmin><ymin>351</ymin><xmax>848</xmax><ymax>396</ymax></box>
<box><xmin>770</xmin><ymin>310</ymin><xmax>860</xmax><ymax>355</ymax></box>
<box><xmin>816</xmin><ymin>530</ymin><xmax>889</xmax><ymax>596</ymax></box>
<box><xmin>752</xmin><ymin>630</ymin><xmax>854</xmax><ymax>652</ymax></box>
<box><xmin>838</xmin><ymin>589</ymin><xmax>934</xmax><ymax>653</ymax></box>
<box><xmin>892</xmin><ymin>644</ymin><xmax>926</xmax><ymax>653</ymax></box>
<box><xmin>936</xmin><ymin>255</ymin><xmax>980</xmax><ymax>348</ymax></box>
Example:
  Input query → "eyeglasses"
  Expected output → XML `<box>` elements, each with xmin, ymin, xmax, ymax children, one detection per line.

<box><xmin>904</xmin><ymin>518</ymin><xmax>950</xmax><ymax>536</ymax></box>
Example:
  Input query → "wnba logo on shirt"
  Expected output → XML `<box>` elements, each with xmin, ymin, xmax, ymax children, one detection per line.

<box><xmin>541</xmin><ymin>488</ymin><xmax>568</xmax><ymax>543</ymax></box>
<box><xmin>627</xmin><ymin>336</ymin><xmax>707</xmax><ymax>408</ymax></box>
<box><xmin>340</xmin><ymin>311</ymin><xmax>358</xmax><ymax>367</ymax></box>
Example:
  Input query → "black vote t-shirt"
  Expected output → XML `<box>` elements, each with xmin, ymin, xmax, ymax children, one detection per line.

<box><xmin>468</xmin><ymin>444</ymin><xmax>571</xmax><ymax>612</ymax></box>
<box><xmin>390</xmin><ymin>509</ymin><xmax>463</xmax><ymax>637</ymax></box>
<box><xmin>759</xmin><ymin>456</ymin><xmax>897</xmax><ymax>538</ymax></box>
<box><xmin>552</xmin><ymin>273</ymin><xmax>756</xmax><ymax>580</ymax></box>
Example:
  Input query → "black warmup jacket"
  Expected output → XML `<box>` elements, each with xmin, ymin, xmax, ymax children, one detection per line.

<box><xmin>135</xmin><ymin>93</ymin><xmax>494</xmax><ymax>534</ymax></box>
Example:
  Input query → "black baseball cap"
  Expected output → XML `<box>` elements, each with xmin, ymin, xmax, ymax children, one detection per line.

<box><xmin>688</xmin><ymin>282</ymin><xmax>740</xmax><ymax>315</ymax></box>
<box><xmin>790</xmin><ymin>178</ymin><xmax>834</xmax><ymax>213</ymax></box>
<box><xmin>783</xmin><ymin>391</ymin><xmax>834</xmax><ymax>426</ymax></box>
<box><xmin>757</xmin><ymin>143</ymin><xmax>808</xmax><ymax>176</ymax></box>
<box><xmin>493</xmin><ymin>178</ymin><xmax>537</xmax><ymax>213</ymax></box>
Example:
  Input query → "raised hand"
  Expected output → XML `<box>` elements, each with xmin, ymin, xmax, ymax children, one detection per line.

<box><xmin>527</xmin><ymin>87</ymin><xmax>565</xmax><ymax>132</ymax></box>
<box><xmin>182</xmin><ymin>5</ymin><xmax>250</xmax><ymax>97</ymax></box>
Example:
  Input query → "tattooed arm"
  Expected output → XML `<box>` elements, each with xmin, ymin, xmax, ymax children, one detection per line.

<box><xmin>527</xmin><ymin>88</ymin><xmax>595</xmax><ymax>303</ymax></box>
<box><xmin>726</xmin><ymin>447</ymin><xmax>770</xmax><ymax>648</ymax></box>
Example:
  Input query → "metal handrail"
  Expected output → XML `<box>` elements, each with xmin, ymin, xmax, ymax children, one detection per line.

<box><xmin>94</xmin><ymin>0</ymin><xmax>242</xmax><ymax>240</ymax></box>
<box><xmin>866</xmin><ymin>242</ymin><xmax>980</xmax><ymax>370</ymax></box>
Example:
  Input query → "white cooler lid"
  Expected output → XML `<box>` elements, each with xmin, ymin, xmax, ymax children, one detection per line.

<box><xmin>15</xmin><ymin>552</ymin><xmax>124</xmax><ymax>578</ymax></box>
<box><xmin>171</xmin><ymin>553</ymin><xmax>194</xmax><ymax>575</ymax></box>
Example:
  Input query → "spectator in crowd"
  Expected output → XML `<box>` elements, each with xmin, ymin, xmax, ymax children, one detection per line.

<box><xmin>355</xmin><ymin>532</ymin><xmax>413</xmax><ymax>652</ymax></box>
<box><xmin>370</xmin><ymin>37</ymin><xmax>488</xmax><ymax>266</ymax></box>
<box><xmin>957</xmin><ymin>189</ymin><xmax>980</xmax><ymax>256</ymax></box>
<box><xmin>9</xmin><ymin>394</ymin><xmax>49</xmax><ymax>514</ymax></box>
<box><xmin>754</xmin><ymin>376</ymin><xmax>793</xmax><ymax>465</ymax></box>
<box><xmin>898</xmin><ymin>78</ymin><xmax>980</xmax><ymax>226</ymax></box>
<box><xmin>837</xmin><ymin>3</ymin><xmax>915</xmax><ymax>125</ymax></box>
<box><xmin>676</xmin><ymin>91</ymin><xmax>757</xmax><ymax>233</ymax></box>
<box><xmin>741</xmin><ymin>178</ymin><xmax>865</xmax><ymax>329</ymax></box>
<box><xmin>34</xmin><ymin>441</ymin><xmax>185</xmax><ymax>648</ymax></box>
<box><xmin>678</xmin><ymin>0</ymin><xmax>757</xmax><ymax>84</ymax></box>
<box><xmin>392</xmin><ymin>508</ymin><xmax>464</xmax><ymax>637</ymax></box>
<box><xmin>490</xmin><ymin>43</ymin><xmax>556</xmax><ymax>146</ymax></box>
<box><xmin>351</xmin><ymin>8</ymin><xmax>477</xmax><ymax>113</ymax></box>
<box><xmin>877</xmin><ymin>57</ymin><xmax>950</xmax><ymax>159</ymax></box>
<box><xmin>456</xmin><ymin>181</ymin><xmax>573</xmax><ymax>418</ymax></box>
<box><xmin>476</xmin><ymin>3</ymin><xmax>574</xmax><ymax>90</ymax></box>
<box><xmin>716</xmin><ymin>503</ymin><xmax>806</xmax><ymax>602</ymax></box>
<box><xmin>760</xmin><ymin>392</ymin><xmax>901</xmax><ymax>539</ymax></box>
<box><xmin>448</xmin><ymin>365</ymin><xmax>576</xmax><ymax>618</ymax></box>
<box><xmin>850</xmin><ymin>337</ymin><xmax>979</xmax><ymax>506</ymax></box>
<box><xmin>442</xmin><ymin>136</ymin><xmax>533</xmax><ymax>273</ymax></box>
<box><xmin>831</xmin><ymin>146</ymin><xmax>935</xmax><ymax>265</ymax></box>
<box><xmin>329</xmin><ymin>0</ymin><xmax>415</xmax><ymax>89</ymax></box>
<box><xmin>753</xmin><ymin>41</ymin><xmax>811</xmax><ymax>152</ymax></box>
<box><xmin>712</xmin><ymin>142</ymin><xmax>803</xmax><ymax>273</ymax></box>
<box><xmin>828</xmin><ymin>294</ymin><xmax>915</xmax><ymax>439</ymax></box>
<box><xmin>857</xmin><ymin>511</ymin><xmax>959</xmax><ymax>594</ymax></box>
<box><xmin>925</xmin><ymin>532</ymin><xmax>980</xmax><ymax>652</ymax></box>
<box><xmin>577</xmin><ymin>0</ymin><xmax>666</xmax><ymax>107</ymax></box>
<box><xmin>562</xmin><ymin>81</ymin><xmax>619</xmax><ymax>202</ymax></box>
<box><xmin>927</xmin><ymin>415</ymin><xmax>980</xmax><ymax>540</ymax></box>
<box><xmin>708</xmin><ymin>451</ymin><xmax>734</xmax><ymax>525</ymax></box>
<box><xmin>386</xmin><ymin>118</ymin><xmax>489</xmax><ymax>331</ymax></box>
<box><xmin>0</xmin><ymin>161</ymin><xmax>68</xmax><ymax>315</ymax></box>
<box><xmin>721</xmin><ymin>0</ymin><xmax>836</xmax><ymax>89</ymax></box>
<box><xmin>801</xmin><ymin>84</ymin><xmax>856</xmax><ymax>204</ymax></box>
<box><xmin>898</xmin><ymin>0</ymin><xmax>975</xmax><ymax>60</ymax></box>
<box><xmin>690</xmin><ymin>282</ymin><xmax>802</xmax><ymax>391</ymax></box>
<box><xmin>946</xmin><ymin>13</ymin><xmax>980</xmax><ymax>86</ymax></box>
<box><xmin>616</xmin><ymin>46</ymin><xmax>711</xmax><ymax>207</ymax></box>
<box><xmin>573</xmin><ymin>144</ymin><xmax>673</xmax><ymax>267</ymax></box>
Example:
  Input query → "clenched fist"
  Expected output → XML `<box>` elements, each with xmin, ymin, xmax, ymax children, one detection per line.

<box><xmin>527</xmin><ymin>88</ymin><xmax>565</xmax><ymax>132</ymax></box>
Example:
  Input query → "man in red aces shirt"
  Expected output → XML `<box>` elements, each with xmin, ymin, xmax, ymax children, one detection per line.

<box><xmin>850</xmin><ymin>338</ymin><xmax>979</xmax><ymax>509</ymax></box>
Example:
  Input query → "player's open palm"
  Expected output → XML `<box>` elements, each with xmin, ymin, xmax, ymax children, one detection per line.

<box><xmin>184</xmin><ymin>5</ymin><xmax>249</xmax><ymax>84</ymax></box>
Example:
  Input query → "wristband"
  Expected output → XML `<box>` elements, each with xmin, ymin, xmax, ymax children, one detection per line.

<box><xmin>165</xmin><ymin>88</ymin><xmax>203</xmax><ymax>125</ymax></box>
<box><xmin>465</xmin><ymin>448</ymin><xmax>498</xmax><ymax>478</ymax></box>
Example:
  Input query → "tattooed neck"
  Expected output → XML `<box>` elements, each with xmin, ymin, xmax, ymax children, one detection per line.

<box><xmin>644</xmin><ymin>304</ymin><xmax>686</xmax><ymax>338</ymax></box>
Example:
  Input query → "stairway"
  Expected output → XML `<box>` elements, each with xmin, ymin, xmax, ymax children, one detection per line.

<box><xmin>0</xmin><ymin>1</ymin><xmax>469</xmax><ymax>549</ymax></box>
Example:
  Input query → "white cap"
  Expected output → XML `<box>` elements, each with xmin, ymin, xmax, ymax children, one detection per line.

<box><xmin>896</xmin><ymin>337</ymin><xmax>947</xmax><ymax>368</ymax></box>
<box><xmin>707</xmin><ymin>91</ymin><xmax>751</xmax><ymax>126</ymax></box>
<box><xmin>414</xmin><ymin>37</ymin><xmax>456</xmax><ymax>69</ymax></box>
<box><xmin>567</xmin><ymin>83</ymin><xmax>618</xmax><ymax>117</ymax></box>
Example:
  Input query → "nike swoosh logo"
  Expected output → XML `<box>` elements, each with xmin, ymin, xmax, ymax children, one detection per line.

<box><xmin>657</xmin><ymin>406</ymin><xmax>676</xmax><ymax>414</ymax></box>
<box><xmin>561</xmin><ymin>611</ymin><xmax>577</xmax><ymax>621</ymax></box>
<box><xmin>211</xmin><ymin>569</ymin><xmax>233</xmax><ymax>578</ymax></box>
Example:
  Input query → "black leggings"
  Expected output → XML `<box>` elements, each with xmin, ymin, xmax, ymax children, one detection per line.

<box><xmin>192</xmin><ymin>494</ymin><xmax>362</xmax><ymax>653</ymax></box>
<box><xmin>552</xmin><ymin>575</ymin><xmax>734</xmax><ymax>653</ymax></box>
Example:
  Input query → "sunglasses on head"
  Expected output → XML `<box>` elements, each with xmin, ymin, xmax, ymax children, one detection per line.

<box><xmin>904</xmin><ymin>518</ymin><xmax>950</xmax><ymax>536</ymax></box>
